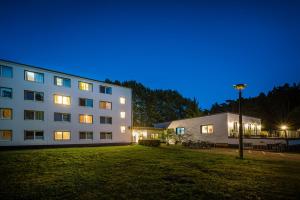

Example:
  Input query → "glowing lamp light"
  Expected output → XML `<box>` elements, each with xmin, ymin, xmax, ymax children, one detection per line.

<box><xmin>233</xmin><ymin>84</ymin><xmax>247</xmax><ymax>90</ymax></box>
<box><xmin>281</xmin><ymin>125</ymin><xmax>288</xmax><ymax>130</ymax></box>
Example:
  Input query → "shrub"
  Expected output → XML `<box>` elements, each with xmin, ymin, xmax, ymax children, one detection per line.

<box><xmin>138</xmin><ymin>140</ymin><xmax>160</xmax><ymax>147</ymax></box>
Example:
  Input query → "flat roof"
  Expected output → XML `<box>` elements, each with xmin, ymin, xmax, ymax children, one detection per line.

<box><xmin>0</xmin><ymin>58</ymin><xmax>131</xmax><ymax>90</ymax></box>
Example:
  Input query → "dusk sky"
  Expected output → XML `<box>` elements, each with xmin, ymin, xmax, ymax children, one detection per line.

<box><xmin>0</xmin><ymin>0</ymin><xmax>299</xmax><ymax>109</ymax></box>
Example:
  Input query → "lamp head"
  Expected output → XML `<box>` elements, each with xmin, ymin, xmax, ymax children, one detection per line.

<box><xmin>233</xmin><ymin>84</ymin><xmax>247</xmax><ymax>90</ymax></box>
<box><xmin>281</xmin><ymin>125</ymin><xmax>288</xmax><ymax>130</ymax></box>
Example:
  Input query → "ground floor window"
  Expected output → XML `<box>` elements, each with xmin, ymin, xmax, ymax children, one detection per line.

<box><xmin>176</xmin><ymin>127</ymin><xmax>185</xmax><ymax>135</ymax></box>
<box><xmin>100</xmin><ymin>132</ymin><xmax>112</xmax><ymax>140</ymax></box>
<box><xmin>79</xmin><ymin>132</ymin><xmax>93</xmax><ymax>140</ymax></box>
<box><xmin>54</xmin><ymin>131</ymin><xmax>71</xmax><ymax>140</ymax></box>
<box><xmin>0</xmin><ymin>130</ymin><xmax>12</xmax><ymax>141</ymax></box>
<box><xmin>201</xmin><ymin>125</ymin><xmax>214</xmax><ymax>134</ymax></box>
<box><xmin>24</xmin><ymin>130</ymin><xmax>44</xmax><ymax>140</ymax></box>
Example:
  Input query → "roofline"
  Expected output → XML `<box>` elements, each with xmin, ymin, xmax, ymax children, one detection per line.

<box><xmin>0</xmin><ymin>58</ymin><xmax>132</xmax><ymax>90</ymax></box>
<box><xmin>155</xmin><ymin>112</ymin><xmax>261</xmax><ymax>124</ymax></box>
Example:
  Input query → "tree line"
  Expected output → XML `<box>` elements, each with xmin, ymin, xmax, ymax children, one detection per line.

<box><xmin>105</xmin><ymin>79</ymin><xmax>300</xmax><ymax>130</ymax></box>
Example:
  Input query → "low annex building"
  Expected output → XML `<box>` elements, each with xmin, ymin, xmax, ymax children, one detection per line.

<box><xmin>0</xmin><ymin>59</ymin><xmax>132</xmax><ymax>146</ymax></box>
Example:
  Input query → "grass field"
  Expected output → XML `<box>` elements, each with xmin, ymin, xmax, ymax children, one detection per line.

<box><xmin>0</xmin><ymin>145</ymin><xmax>299</xmax><ymax>200</ymax></box>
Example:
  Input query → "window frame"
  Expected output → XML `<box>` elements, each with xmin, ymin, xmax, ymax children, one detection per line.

<box><xmin>0</xmin><ymin>66</ymin><xmax>13</xmax><ymax>78</ymax></box>
<box><xmin>0</xmin><ymin>87</ymin><xmax>12</xmax><ymax>98</ymax></box>
<box><xmin>54</xmin><ymin>76</ymin><xmax>71</xmax><ymax>88</ymax></box>
<box><xmin>120</xmin><ymin>126</ymin><xmax>126</xmax><ymax>133</ymax></box>
<box><xmin>99</xmin><ymin>101</ymin><xmax>112</xmax><ymax>110</ymax></box>
<box><xmin>175</xmin><ymin>127</ymin><xmax>185</xmax><ymax>135</ymax></box>
<box><xmin>54</xmin><ymin>112</ymin><xmax>71</xmax><ymax>122</ymax></box>
<box><xmin>24</xmin><ymin>110</ymin><xmax>44</xmax><ymax>121</ymax></box>
<box><xmin>79</xmin><ymin>98</ymin><xmax>93</xmax><ymax>108</ymax></box>
<box><xmin>100</xmin><ymin>116</ymin><xmax>112</xmax><ymax>124</ymax></box>
<box><xmin>24</xmin><ymin>90</ymin><xmax>44</xmax><ymax>102</ymax></box>
<box><xmin>0</xmin><ymin>130</ymin><xmax>12</xmax><ymax>141</ymax></box>
<box><xmin>54</xmin><ymin>131</ymin><xmax>71</xmax><ymax>141</ymax></box>
<box><xmin>53</xmin><ymin>94</ymin><xmax>71</xmax><ymax>106</ymax></box>
<box><xmin>100</xmin><ymin>132</ymin><xmax>112</xmax><ymax>140</ymax></box>
<box><xmin>24</xmin><ymin>130</ymin><xmax>44</xmax><ymax>140</ymax></box>
<box><xmin>79</xmin><ymin>114</ymin><xmax>93</xmax><ymax>124</ymax></box>
<box><xmin>78</xmin><ymin>81</ymin><xmax>93</xmax><ymax>92</ymax></box>
<box><xmin>200</xmin><ymin>125</ymin><xmax>214</xmax><ymax>134</ymax></box>
<box><xmin>99</xmin><ymin>85</ymin><xmax>112</xmax><ymax>94</ymax></box>
<box><xmin>120</xmin><ymin>111</ymin><xmax>126</xmax><ymax>119</ymax></box>
<box><xmin>0</xmin><ymin>108</ymin><xmax>13</xmax><ymax>120</ymax></box>
<box><xmin>24</xmin><ymin>70</ymin><xmax>44</xmax><ymax>83</ymax></box>
<box><xmin>79</xmin><ymin>131</ymin><xmax>93</xmax><ymax>140</ymax></box>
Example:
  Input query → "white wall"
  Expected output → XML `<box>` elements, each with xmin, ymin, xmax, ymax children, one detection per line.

<box><xmin>0</xmin><ymin>60</ymin><xmax>132</xmax><ymax>146</ymax></box>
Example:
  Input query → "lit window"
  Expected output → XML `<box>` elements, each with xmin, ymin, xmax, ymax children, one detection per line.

<box><xmin>120</xmin><ymin>112</ymin><xmax>126</xmax><ymax>119</ymax></box>
<box><xmin>24</xmin><ymin>90</ymin><xmax>44</xmax><ymax>101</ymax></box>
<box><xmin>99</xmin><ymin>101</ymin><xmax>112</xmax><ymax>110</ymax></box>
<box><xmin>24</xmin><ymin>130</ymin><xmax>44</xmax><ymax>140</ymax></box>
<box><xmin>79</xmin><ymin>114</ymin><xmax>93</xmax><ymax>124</ymax></box>
<box><xmin>100</xmin><ymin>85</ymin><xmax>112</xmax><ymax>94</ymax></box>
<box><xmin>79</xmin><ymin>81</ymin><xmax>93</xmax><ymax>91</ymax></box>
<box><xmin>100</xmin><ymin>132</ymin><xmax>112</xmax><ymax>140</ymax></box>
<box><xmin>0</xmin><ymin>130</ymin><xmax>12</xmax><ymax>141</ymax></box>
<box><xmin>25</xmin><ymin>70</ymin><xmax>44</xmax><ymax>83</ymax></box>
<box><xmin>176</xmin><ymin>127</ymin><xmax>185</xmax><ymax>135</ymax></box>
<box><xmin>120</xmin><ymin>97</ymin><xmax>126</xmax><ymax>104</ymax></box>
<box><xmin>0</xmin><ymin>66</ymin><xmax>13</xmax><ymax>78</ymax></box>
<box><xmin>201</xmin><ymin>125</ymin><xmax>214</xmax><ymax>134</ymax></box>
<box><xmin>120</xmin><ymin>126</ymin><xmax>126</xmax><ymax>133</ymax></box>
<box><xmin>79</xmin><ymin>132</ymin><xmax>93</xmax><ymax>140</ymax></box>
<box><xmin>0</xmin><ymin>87</ymin><xmax>12</xmax><ymax>98</ymax></box>
<box><xmin>0</xmin><ymin>108</ymin><xmax>12</xmax><ymax>120</ymax></box>
<box><xmin>54</xmin><ymin>131</ymin><xmax>71</xmax><ymax>140</ymax></box>
<box><xmin>54</xmin><ymin>76</ymin><xmax>71</xmax><ymax>87</ymax></box>
<box><xmin>54</xmin><ymin>95</ymin><xmax>71</xmax><ymax>105</ymax></box>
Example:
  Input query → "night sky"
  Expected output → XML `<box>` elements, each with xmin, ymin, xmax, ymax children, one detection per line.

<box><xmin>0</xmin><ymin>0</ymin><xmax>299</xmax><ymax>109</ymax></box>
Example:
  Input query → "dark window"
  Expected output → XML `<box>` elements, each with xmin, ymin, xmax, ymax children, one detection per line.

<box><xmin>35</xmin><ymin>92</ymin><xmax>44</xmax><ymax>101</ymax></box>
<box><xmin>100</xmin><ymin>85</ymin><xmax>106</xmax><ymax>93</ymax></box>
<box><xmin>24</xmin><ymin>90</ymin><xmax>34</xmax><ymax>100</ymax></box>
<box><xmin>0</xmin><ymin>66</ymin><xmax>13</xmax><ymax>78</ymax></box>
<box><xmin>79</xmin><ymin>132</ymin><xmax>93</xmax><ymax>140</ymax></box>
<box><xmin>24</xmin><ymin>130</ymin><xmax>44</xmax><ymax>140</ymax></box>
<box><xmin>0</xmin><ymin>87</ymin><xmax>12</xmax><ymax>98</ymax></box>
<box><xmin>100</xmin><ymin>116</ymin><xmax>112</xmax><ymax>124</ymax></box>
<box><xmin>79</xmin><ymin>98</ymin><xmax>93</xmax><ymax>107</ymax></box>
<box><xmin>100</xmin><ymin>132</ymin><xmax>112</xmax><ymax>139</ymax></box>
<box><xmin>54</xmin><ymin>112</ymin><xmax>71</xmax><ymax>122</ymax></box>
<box><xmin>24</xmin><ymin>131</ymin><xmax>34</xmax><ymax>140</ymax></box>
<box><xmin>35</xmin><ymin>131</ymin><xmax>44</xmax><ymax>140</ymax></box>
<box><xmin>100</xmin><ymin>85</ymin><xmax>112</xmax><ymax>94</ymax></box>
<box><xmin>24</xmin><ymin>110</ymin><xmax>34</xmax><ymax>120</ymax></box>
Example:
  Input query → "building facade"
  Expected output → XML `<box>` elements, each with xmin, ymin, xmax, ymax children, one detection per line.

<box><xmin>0</xmin><ymin>59</ymin><xmax>132</xmax><ymax>146</ymax></box>
<box><xmin>154</xmin><ymin>113</ymin><xmax>262</xmax><ymax>145</ymax></box>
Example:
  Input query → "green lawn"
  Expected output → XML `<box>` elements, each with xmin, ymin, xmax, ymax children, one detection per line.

<box><xmin>0</xmin><ymin>145</ymin><xmax>299</xmax><ymax>200</ymax></box>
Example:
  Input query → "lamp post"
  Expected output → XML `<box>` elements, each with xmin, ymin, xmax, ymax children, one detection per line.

<box><xmin>233</xmin><ymin>83</ymin><xmax>247</xmax><ymax>159</ymax></box>
<box><xmin>281</xmin><ymin>125</ymin><xmax>289</xmax><ymax>150</ymax></box>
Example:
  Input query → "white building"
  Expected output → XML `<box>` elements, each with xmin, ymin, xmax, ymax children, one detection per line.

<box><xmin>0</xmin><ymin>59</ymin><xmax>132</xmax><ymax>146</ymax></box>
<box><xmin>154</xmin><ymin>113</ymin><xmax>262</xmax><ymax>145</ymax></box>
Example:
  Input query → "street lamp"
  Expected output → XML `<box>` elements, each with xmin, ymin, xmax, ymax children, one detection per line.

<box><xmin>281</xmin><ymin>124</ymin><xmax>289</xmax><ymax>150</ymax></box>
<box><xmin>233</xmin><ymin>83</ymin><xmax>247</xmax><ymax>159</ymax></box>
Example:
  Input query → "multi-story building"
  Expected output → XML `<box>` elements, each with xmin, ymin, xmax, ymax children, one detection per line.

<box><xmin>0</xmin><ymin>59</ymin><xmax>132</xmax><ymax>146</ymax></box>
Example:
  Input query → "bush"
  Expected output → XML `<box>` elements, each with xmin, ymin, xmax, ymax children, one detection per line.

<box><xmin>138</xmin><ymin>140</ymin><xmax>160</xmax><ymax>147</ymax></box>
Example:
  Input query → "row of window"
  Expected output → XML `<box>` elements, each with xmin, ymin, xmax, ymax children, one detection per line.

<box><xmin>0</xmin><ymin>88</ymin><xmax>126</xmax><ymax>108</ymax></box>
<box><xmin>175</xmin><ymin>125</ymin><xmax>214</xmax><ymax>135</ymax></box>
<box><xmin>0</xmin><ymin>130</ymin><xmax>118</xmax><ymax>141</ymax></box>
<box><xmin>0</xmin><ymin>65</ymin><xmax>114</xmax><ymax>94</ymax></box>
<box><xmin>0</xmin><ymin>108</ymin><xmax>126</xmax><ymax>122</ymax></box>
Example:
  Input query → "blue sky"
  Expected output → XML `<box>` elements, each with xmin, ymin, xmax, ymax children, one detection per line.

<box><xmin>0</xmin><ymin>0</ymin><xmax>299</xmax><ymax>109</ymax></box>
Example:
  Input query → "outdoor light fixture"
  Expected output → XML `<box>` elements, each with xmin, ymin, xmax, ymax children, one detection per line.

<box><xmin>281</xmin><ymin>125</ymin><xmax>287</xmax><ymax>130</ymax></box>
<box><xmin>233</xmin><ymin>83</ymin><xmax>247</xmax><ymax>159</ymax></box>
<box><xmin>280</xmin><ymin>124</ymin><xmax>289</xmax><ymax>149</ymax></box>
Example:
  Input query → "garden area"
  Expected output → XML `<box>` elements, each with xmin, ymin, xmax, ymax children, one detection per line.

<box><xmin>0</xmin><ymin>145</ymin><xmax>299</xmax><ymax>200</ymax></box>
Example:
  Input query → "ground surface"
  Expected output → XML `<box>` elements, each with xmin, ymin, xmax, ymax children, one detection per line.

<box><xmin>0</xmin><ymin>145</ymin><xmax>299</xmax><ymax>200</ymax></box>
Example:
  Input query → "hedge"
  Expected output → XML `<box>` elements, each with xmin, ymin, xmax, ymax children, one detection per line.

<box><xmin>138</xmin><ymin>140</ymin><xmax>160</xmax><ymax>147</ymax></box>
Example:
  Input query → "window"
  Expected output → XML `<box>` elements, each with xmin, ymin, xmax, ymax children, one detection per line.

<box><xmin>79</xmin><ymin>81</ymin><xmax>92</xmax><ymax>91</ymax></box>
<box><xmin>120</xmin><ymin>126</ymin><xmax>126</xmax><ymax>133</ymax></box>
<box><xmin>201</xmin><ymin>125</ymin><xmax>214</xmax><ymax>134</ymax></box>
<box><xmin>0</xmin><ymin>108</ymin><xmax>12</xmax><ymax>120</ymax></box>
<box><xmin>25</xmin><ymin>70</ymin><xmax>44</xmax><ymax>83</ymax></box>
<box><xmin>120</xmin><ymin>97</ymin><xmax>126</xmax><ymax>104</ymax></box>
<box><xmin>79</xmin><ymin>98</ymin><xmax>93</xmax><ymax>107</ymax></box>
<box><xmin>79</xmin><ymin>132</ymin><xmax>93</xmax><ymax>140</ymax></box>
<box><xmin>0</xmin><ymin>130</ymin><xmax>12</xmax><ymax>141</ymax></box>
<box><xmin>24</xmin><ymin>130</ymin><xmax>44</xmax><ymax>140</ymax></box>
<box><xmin>120</xmin><ymin>112</ymin><xmax>126</xmax><ymax>119</ymax></box>
<box><xmin>54</xmin><ymin>112</ymin><xmax>71</xmax><ymax>122</ymax></box>
<box><xmin>54</xmin><ymin>95</ymin><xmax>71</xmax><ymax>105</ymax></box>
<box><xmin>100</xmin><ymin>116</ymin><xmax>112</xmax><ymax>124</ymax></box>
<box><xmin>24</xmin><ymin>90</ymin><xmax>44</xmax><ymax>101</ymax></box>
<box><xmin>0</xmin><ymin>87</ymin><xmax>12</xmax><ymax>98</ymax></box>
<box><xmin>24</xmin><ymin>110</ymin><xmax>44</xmax><ymax>120</ymax></box>
<box><xmin>100</xmin><ymin>85</ymin><xmax>112</xmax><ymax>94</ymax></box>
<box><xmin>100</xmin><ymin>132</ymin><xmax>112</xmax><ymax>140</ymax></box>
<box><xmin>0</xmin><ymin>66</ymin><xmax>13</xmax><ymax>78</ymax></box>
<box><xmin>99</xmin><ymin>101</ymin><xmax>112</xmax><ymax>110</ymax></box>
<box><xmin>54</xmin><ymin>131</ymin><xmax>71</xmax><ymax>140</ymax></box>
<box><xmin>79</xmin><ymin>114</ymin><xmax>93</xmax><ymax>124</ymax></box>
<box><xmin>54</xmin><ymin>76</ymin><xmax>71</xmax><ymax>87</ymax></box>
<box><xmin>176</xmin><ymin>127</ymin><xmax>185</xmax><ymax>135</ymax></box>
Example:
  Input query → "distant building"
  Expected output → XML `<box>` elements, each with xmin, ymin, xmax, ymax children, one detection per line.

<box><xmin>0</xmin><ymin>59</ymin><xmax>132</xmax><ymax>146</ymax></box>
